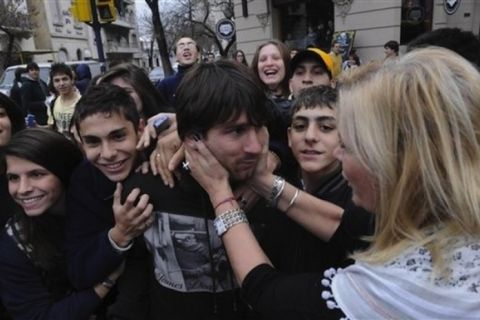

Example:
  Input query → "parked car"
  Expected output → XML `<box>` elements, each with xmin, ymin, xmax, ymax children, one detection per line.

<box><xmin>148</xmin><ymin>66</ymin><xmax>165</xmax><ymax>84</ymax></box>
<box><xmin>0</xmin><ymin>60</ymin><xmax>103</xmax><ymax>97</ymax></box>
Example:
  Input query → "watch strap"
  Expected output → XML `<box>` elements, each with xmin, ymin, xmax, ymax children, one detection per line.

<box><xmin>214</xmin><ymin>208</ymin><xmax>248</xmax><ymax>237</ymax></box>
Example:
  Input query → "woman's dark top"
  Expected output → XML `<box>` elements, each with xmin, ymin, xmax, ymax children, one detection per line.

<box><xmin>0</xmin><ymin>215</ymin><xmax>101</xmax><ymax>319</ymax></box>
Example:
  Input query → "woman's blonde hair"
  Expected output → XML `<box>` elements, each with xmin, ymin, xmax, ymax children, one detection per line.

<box><xmin>338</xmin><ymin>47</ymin><xmax>480</xmax><ymax>265</ymax></box>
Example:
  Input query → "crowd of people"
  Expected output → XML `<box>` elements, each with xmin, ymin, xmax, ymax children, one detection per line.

<box><xmin>1</xmin><ymin>27</ymin><xmax>480</xmax><ymax>319</ymax></box>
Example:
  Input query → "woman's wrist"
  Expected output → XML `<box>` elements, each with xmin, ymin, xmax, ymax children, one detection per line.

<box><xmin>248</xmin><ymin>172</ymin><xmax>275</xmax><ymax>197</ymax></box>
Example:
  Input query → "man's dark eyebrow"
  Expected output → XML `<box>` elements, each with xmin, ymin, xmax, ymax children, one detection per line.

<box><xmin>293</xmin><ymin>115</ymin><xmax>336</xmax><ymax>122</ymax></box>
<box><xmin>81</xmin><ymin>127</ymin><xmax>127</xmax><ymax>141</ymax></box>
<box><xmin>107</xmin><ymin>128</ymin><xmax>127</xmax><ymax>136</ymax></box>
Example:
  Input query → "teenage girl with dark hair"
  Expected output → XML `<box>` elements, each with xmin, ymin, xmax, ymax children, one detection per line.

<box><xmin>0</xmin><ymin>128</ymin><xmax>123</xmax><ymax>319</ymax></box>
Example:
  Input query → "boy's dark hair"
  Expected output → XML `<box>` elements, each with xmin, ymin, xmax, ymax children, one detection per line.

<box><xmin>26</xmin><ymin>62</ymin><xmax>39</xmax><ymax>71</ymax></box>
<box><xmin>290</xmin><ymin>85</ymin><xmax>337</xmax><ymax>117</ymax></box>
<box><xmin>176</xmin><ymin>60</ymin><xmax>269</xmax><ymax>140</ymax></box>
<box><xmin>406</xmin><ymin>27</ymin><xmax>480</xmax><ymax>67</ymax></box>
<box><xmin>384</xmin><ymin>40</ymin><xmax>399</xmax><ymax>53</ymax></box>
<box><xmin>74</xmin><ymin>82</ymin><xmax>140</xmax><ymax>136</ymax></box>
<box><xmin>0</xmin><ymin>92</ymin><xmax>25</xmax><ymax>134</ymax></box>
<box><xmin>99</xmin><ymin>63</ymin><xmax>169</xmax><ymax>117</ymax></box>
<box><xmin>50</xmin><ymin>63</ymin><xmax>74</xmax><ymax>80</ymax></box>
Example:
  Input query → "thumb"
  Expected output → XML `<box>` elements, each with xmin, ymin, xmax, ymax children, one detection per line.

<box><xmin>168</xmin><ymin>144</ymin><xmax>185</xmax><ymax>171</ymax></box>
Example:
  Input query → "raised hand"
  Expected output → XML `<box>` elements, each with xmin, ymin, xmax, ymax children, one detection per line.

<box><xmin>109</xmin><ymin>183</ymin><xmax>154</xmax><ymax>247</ymax></box>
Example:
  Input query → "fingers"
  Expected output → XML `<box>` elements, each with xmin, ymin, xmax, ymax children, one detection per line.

<box><xmin>113</xmin><ymin>183</ymin><xmax>122</xmax><ymax>207</ymax></box>
<box><xmin>156</xmin><ymin>147</ymin><xmax>175</xmax><ymax>188</ymax></box>
<box><xmin>136</xmin><ymin>124</ymin><xmax>156</xmax><ymax>150</ymax></box>
<box><xmin>114</xmin><ymin>188</ymin><xmax>154</xmax><ymax>233</ymax></box>
<box><xmin>168</xmin><ymin>144</ymin><xmax>185</xmax><ymax>172</ymax></box>
<box><xmin>132</xmin><ymin>203</ymin><xmax>154</xmax><ymax>231</ymax></box>
<box><xmin>135</xmin><ymin>161</ymin><xmax>150</xmax><ymax>174</ymax></box>
<box><xmin>123</xmin><ymin>188</ymin><xmax>143</xmax><ymax>210</ymax></box>
<box><xmin>149</xmin><ymin>151</ymin><xmax>159</xmax><ymax>176</ymax></box>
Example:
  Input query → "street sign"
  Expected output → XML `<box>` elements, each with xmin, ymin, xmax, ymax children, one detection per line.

<box><xmin>215</xmin><ymin>19</ymin><xmax>235</xmax><ymax>40</ymax></box>
<box><xmin>444</xmin><ymin>0</ymin><xmax>461</xmax><ymax>15</ymax></box>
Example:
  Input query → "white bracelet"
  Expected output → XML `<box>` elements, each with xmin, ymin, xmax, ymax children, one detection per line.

<box><xmin>285</xmin><ymin>188</ymin><xmax>300</xmax><ymax>212</ymax></box>
<box><xmin>108</xmin><ymin>229</ymin><xmax>133</xmax><ymax>253</ymax></box>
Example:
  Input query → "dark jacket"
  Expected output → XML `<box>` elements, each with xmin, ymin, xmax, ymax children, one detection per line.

<box><xmin>75</xmin><ymin>64</ymin><xmax>92</xmax><ymax>95</ymax></box>
<box><xmin>0</xmin><ymin>219</ymin><xmax>101</xmax><ymax>319</ymax></box>
<box><xmin>155</xmin><ymin>64</ymin><xmax>192</xmax><ymax>107</ymax></box>
<box><xmin>65</xmin><ymin>160</ymin><xmax>124</xmax><ymax>290</ymax></box>
<box><xmin>20</xmin><ymin>76</ymin><xmax>49</xmax><ymax>125</ymax></box>
<box><xmin>0</xmin><ymin>176</ymin><xmax>17</xmax><ymax>229</ymax></box>
<box><xmin>9</xmin><ymin>80</ymin><xmax>23</xmax><ymax>114</ymax></box>
<box><xmin>263</xmin><ymin>167</ymin><xmax>374</xmax><ymax>273</ymax></box>
<box><xmin>240</xmin><ymin>206</ymin><xmax>374</xmax><ymax>320</ymax></box>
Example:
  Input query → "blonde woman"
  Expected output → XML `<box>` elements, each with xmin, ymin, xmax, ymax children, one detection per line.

<box><xmin>183</xmin><ymin>47</ymin><xmax>480</xmax><ymax>319</ymax></box>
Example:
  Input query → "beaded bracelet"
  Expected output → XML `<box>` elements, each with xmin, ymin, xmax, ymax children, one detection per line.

<box><xmin>213</xmin><ymin>208</ymin><xmax>248</xmax><ymax>237</ymax></box>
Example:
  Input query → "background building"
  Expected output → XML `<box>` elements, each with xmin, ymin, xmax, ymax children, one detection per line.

<box><xmin>234</xmin><ymin>0</ymin><xmax>480</xmax><ymax>63</ymax></box>
<box><xmin>2</xmin><ymin>0</ymin><xmax>141</xmax><ymax>66</ymax></box>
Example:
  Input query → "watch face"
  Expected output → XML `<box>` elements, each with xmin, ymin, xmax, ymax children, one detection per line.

<box><xmin>214</xmin><ymin>218</ymin><xmax>227</xmax><ymax>236</ymax></box>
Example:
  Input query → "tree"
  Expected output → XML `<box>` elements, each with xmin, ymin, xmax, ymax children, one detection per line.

<box><xmin>165</xmin><ymin>0</ymin><xmax>235</xmax><ymax>57</ymax></box>
<box><xmin>0</xmin><ymin>0</ymin><xmax>34</xmax><ymax>69</ymax></box>
<box><xmin>144</xmin><ymin>0</ymin><xmax>174</xmax><ymax>76</ymax></box>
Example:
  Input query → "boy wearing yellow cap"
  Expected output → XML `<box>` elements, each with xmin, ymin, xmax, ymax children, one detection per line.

<box><xmin>289</xmin><ymin>47</ymin><xmax>335</xmax><ymax>98</ymax></box>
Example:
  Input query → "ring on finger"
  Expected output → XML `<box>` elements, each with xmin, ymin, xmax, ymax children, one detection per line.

<box><xmin>182</xmin><ymin>161</ymin><xmax>191</xmax><ymax>172</ymax></box>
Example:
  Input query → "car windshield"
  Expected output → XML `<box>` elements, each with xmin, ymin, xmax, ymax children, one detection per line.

<box><xmin>150</xmin><ymin>68</ymin><xmax>163</xmax><ymax>76</ymax></box>
<box><xmin>0</xmin><ymin>69</ymin><xmax>15</xmax><ymax>88</ymax></box>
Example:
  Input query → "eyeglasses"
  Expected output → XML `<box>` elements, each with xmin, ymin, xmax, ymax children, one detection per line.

<box><xmin>177</xmin><ymin>42</ymin><xmax>196</xmax><ymax>50</ymax></box>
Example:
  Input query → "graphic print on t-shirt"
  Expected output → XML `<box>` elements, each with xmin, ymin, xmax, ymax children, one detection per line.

<box><xmin>144</xmin><ymin>211</ymin><xmax>236</xmax><ymax>293</ymax></box>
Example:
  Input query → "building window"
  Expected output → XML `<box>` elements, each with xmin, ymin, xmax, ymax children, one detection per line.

<box><xmin>58</xmin><ymin>48</ymin><xmax>68</xmax><ymax>62</ymax></box>
<box><xmin>51</xmin><ymin>0</ymin><xmax>64</xmax><ymax>26</ymax></box>
<box><xmin>276</xmin><ymin>0</ymin><xmax>334</xmax><ymax>52</ymax></box>
<box><xmin>400</xmin><ymin>0</ymin><xmax>433</xmax><ymax>44</ymax></box>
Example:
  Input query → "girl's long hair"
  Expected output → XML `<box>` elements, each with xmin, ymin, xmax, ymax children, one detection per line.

<box><xmin>2</xmin><ymin>128</ymin><xmax>83</xmax><ymax>297</ymax></box>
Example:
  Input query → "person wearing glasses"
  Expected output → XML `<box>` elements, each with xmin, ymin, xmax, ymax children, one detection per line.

<box><xmin>155</xmin><ymin>37</ymin><xmax>200</xmax><ymax>107</ymax></box>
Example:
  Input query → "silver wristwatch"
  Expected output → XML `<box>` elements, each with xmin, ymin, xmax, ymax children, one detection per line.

<box><xmin>213</xmin><ymin>208</ymin><xmax>248</xmax><ymax>237</ymax></box>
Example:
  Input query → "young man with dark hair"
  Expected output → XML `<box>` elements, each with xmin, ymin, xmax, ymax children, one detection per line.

<box><xmin>265</xmin><ymin>85</ymin><xmax>372</xmax><ymax>273</ymax></box>
<box><xmin>156</xmin><ymin>36</ymin><xmax>200</xmax><ymax>106</ymax></box>
<box><xmin>122</xmin><ymin>60</ymin><xmax>271</xmax><ymax>319</ymax></box>
<box><xmin>384</xmin><ymin>40</ymin><xmax>399</xmax><ymax>59</ymax></box>
<box><xmin>48</xmin><ymin>63</ymin><xmax>81</xmax><ymax>137</ymax></box>
<box><xmin>406</xmin><ymin>27</ymin><xmax>480</xmax><ymax>68</ymax></box>
<box><xmin>20</xmin><ymin>62</ymin><xmax>49</xmax><ymax>125</ymax></box>
<box><xmin>66</xmin><ymin>83</ymin><xmax>154</xmax><ymax>318</ymax></box>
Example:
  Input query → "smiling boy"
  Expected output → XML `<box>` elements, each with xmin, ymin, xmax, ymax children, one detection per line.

<box><xmin>65</xmin><ymin>83</ymin><xmax>154</xmax><ymax>317</ymax></box>
<box><xmin>48</xmin><ymin>63</ymin><xmax>81</xmax><ymax>137</ymax></box>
